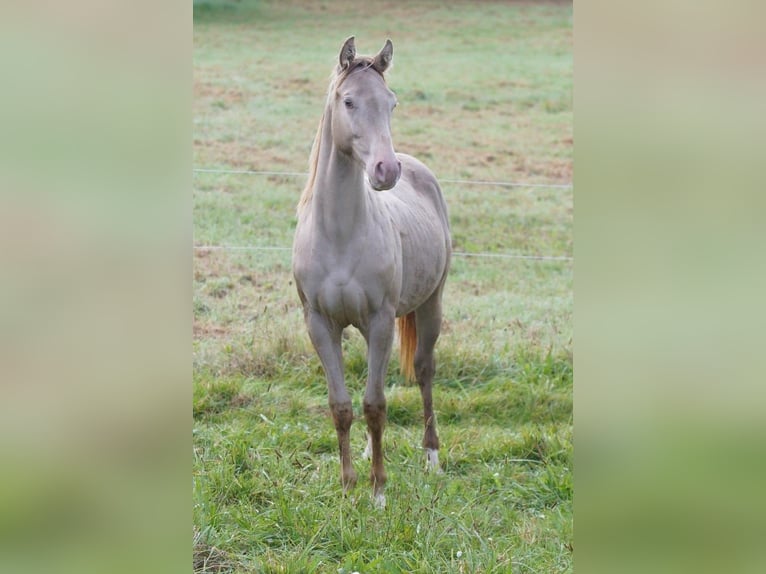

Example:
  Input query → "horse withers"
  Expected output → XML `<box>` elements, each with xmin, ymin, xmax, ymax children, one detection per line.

<box><xmin>292</xmin><ymin>37</ymin><xmax>451</xmax><ymax>508</ymax></box>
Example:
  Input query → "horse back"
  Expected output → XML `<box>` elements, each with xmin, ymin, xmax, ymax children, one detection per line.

<box><xmin>390</xmin><ymin>153</ymin><xmax>450</xmax><ymax>229</ymax></box>
<box><xmin>380</xmin><ymin>153</ymin><xmax>451</xmax><ymax>314</ymax></box>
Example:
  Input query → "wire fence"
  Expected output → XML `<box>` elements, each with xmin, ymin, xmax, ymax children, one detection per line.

<box><xmin>192</xmin><ymin>244</ymin><xmax>572</xmax><ymax>262</ymax></box>
<box><xmin>193</xmin><ymin>166</ymin><xmax>573</xmax><ymax>262</ymax></box>
<box><xmin>193</xmin><ymin>168</ymin><xmax>573</xmax><ymax>190</ymax></box>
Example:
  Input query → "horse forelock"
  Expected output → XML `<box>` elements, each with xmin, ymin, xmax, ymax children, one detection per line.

<box><xmin>338</xmin><ymin>57</ymin><xmax>380</xmax><ymax>83</ymax></box>
<box><xmin>297</xmin><ymin>58</ymin><xmax>386</xmax><ymax>214</ymax></box>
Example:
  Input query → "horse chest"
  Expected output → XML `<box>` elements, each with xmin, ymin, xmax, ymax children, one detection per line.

<box><xmin>302</xmin><ymin>244</ymin><xmax>398</xmax><ymax>317</ymax></box>
<box><xmin>318</xmin><ymin>277</ymin><xmax>366</xmax><ymax>321</ymax></box>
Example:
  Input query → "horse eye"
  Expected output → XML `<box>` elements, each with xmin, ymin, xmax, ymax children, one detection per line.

<box><xmin>344</xmin><ymin>98</ymin><xmax>354</xmax><ymax>109</ymax></box>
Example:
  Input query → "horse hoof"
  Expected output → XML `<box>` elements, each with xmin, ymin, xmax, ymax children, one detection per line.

<box><xmin>373</xmin><ymin>492</ymin><xmax>386</xmax><ymax>509</ymax></box>
<box><xmin>361</xmin><ymin>433</ymin><xmax>372</xmax><ymax>460</ymax></box>
<box><xmin>425</xmin><ymin>448</ymin><xmax>443</xmax><ymax>473</ymax></box>
<box><xmin>342</xmin><ymin>471</ymin><xmax>358</xmax><ymax>493</ymax></box>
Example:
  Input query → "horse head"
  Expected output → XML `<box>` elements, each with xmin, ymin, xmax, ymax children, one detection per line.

<box><xmin>332</xmin><ymin>36</ymin><xmax>401</xmax><ymax>191</ymax></box>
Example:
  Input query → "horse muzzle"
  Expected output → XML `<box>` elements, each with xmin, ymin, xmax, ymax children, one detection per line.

<box><xmin>369</xmin><ymin>158</ymin><xmax>402</xmax><ymax>191</ymax></box>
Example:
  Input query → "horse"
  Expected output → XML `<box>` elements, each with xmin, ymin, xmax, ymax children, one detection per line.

<box><xmin>292</xmin><ymin>37</ymin><xmax>451</xmax><ymax>508</ymax></box>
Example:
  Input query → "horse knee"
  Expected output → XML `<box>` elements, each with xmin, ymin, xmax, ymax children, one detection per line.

<box><xmin>363</xmin><ymin>399</ymin><xmax>387</xmax><ymax>432</ymax></box>
<box><xmin>331</xmin><ymin>401</ymin><xmax>353</xmax><ymax>432</ymax></box>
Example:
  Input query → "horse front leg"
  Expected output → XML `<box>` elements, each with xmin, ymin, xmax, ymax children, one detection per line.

<box><xmin>305</xmin><ymin>311</ymin><xmax>357</xmax><ymax>492</ymax></box>
<box><xmin>362</xmin><ymin>308</ymin><xmax>395</xmax><ymax>508</ymax></box>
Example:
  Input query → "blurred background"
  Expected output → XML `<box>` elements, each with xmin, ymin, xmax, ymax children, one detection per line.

<box><xmin>0</xmin><ymin>0</ymin><xmax>764</xmax><ymax>572</ymax></box>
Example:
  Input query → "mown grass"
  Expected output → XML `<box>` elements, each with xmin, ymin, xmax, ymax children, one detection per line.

<box><xmin>194</xmin><ymin>1</ymin><xmax>572</xmax><ymax>572</ymax></box>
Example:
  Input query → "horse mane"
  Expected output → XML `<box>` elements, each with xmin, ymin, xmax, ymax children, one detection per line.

<box><xmin>297</xmin><ymin>57</ymin><xmax>382</xmax><ymax>214</ymax></box>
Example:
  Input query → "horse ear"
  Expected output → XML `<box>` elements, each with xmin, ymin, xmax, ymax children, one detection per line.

<box><xmin>339</xmin><ymin>36</ymin><xmax>356</xmax><ymax>70</ymax></box>
<box><xmin>373</xmin><ymin>39</ymin><xmax>393</xmax><ymax>73</ymax></box>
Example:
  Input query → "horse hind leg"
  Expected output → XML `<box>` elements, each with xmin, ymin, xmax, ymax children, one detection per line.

<box><xmin>414</xmin><ymin>292</ymin><xmax>444</xmax><ymax>473</ymax></box>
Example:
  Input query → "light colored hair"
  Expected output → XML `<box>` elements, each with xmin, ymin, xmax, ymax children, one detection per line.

<box><xmin>297</xmin><ymin>58</ymin><xmax>379</xmax><ymax>214</ymax></box>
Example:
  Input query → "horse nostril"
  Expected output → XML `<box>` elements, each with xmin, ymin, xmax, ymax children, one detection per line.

<box><xmin>373</xmin><ymin>160</ymin><xmax>400</xmax><ymax>188</ymax></box>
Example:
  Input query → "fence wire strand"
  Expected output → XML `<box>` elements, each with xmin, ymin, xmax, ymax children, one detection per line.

<box><xmin>193</xmin><ymin>245</ymin><xmax>572</xmax><ymax>262</ymax></box>
<box><xmin>193</xmin><ymin>168</ymin><xmax>572</xmax><ymax>190</ymax></box>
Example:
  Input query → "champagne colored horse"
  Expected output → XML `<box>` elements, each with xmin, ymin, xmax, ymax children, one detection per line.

<box><xmin>292</xmin><ymin>37</ymin><xmax>451</xmax><ymax>508</ymax></box>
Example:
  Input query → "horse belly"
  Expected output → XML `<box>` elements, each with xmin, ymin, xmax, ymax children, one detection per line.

<box><xmin>396</xmin><ymin>227</ymin><xmax>448</xmax><ymax>314</ymax></box>
<box><xmin>396</xmin><ymin>265</ymin><xmax>444</xmax><ymax>314</ymax></box>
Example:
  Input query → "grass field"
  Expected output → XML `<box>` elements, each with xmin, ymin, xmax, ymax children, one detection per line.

<box><xmin>193</xmin><ymin>1</ymin><xmax>572</xmax><ymax>572</ymax></box>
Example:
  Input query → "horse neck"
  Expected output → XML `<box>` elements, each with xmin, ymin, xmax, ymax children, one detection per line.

<box><xmin>310</xmin><ymin>107</ymin><xmax>370</xmax><ymax>243</ymax></box>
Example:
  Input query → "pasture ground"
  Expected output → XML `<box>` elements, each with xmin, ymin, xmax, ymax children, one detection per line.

<box><xmin>194</xmin><ymin>1</ymin><xmax>572</xmax><ymax>572</ymax></box>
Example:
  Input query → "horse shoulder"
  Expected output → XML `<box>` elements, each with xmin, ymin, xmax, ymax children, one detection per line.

<box><xmin>396</xmin><ymin>153</ymin><xmax>439</xmax><ymax>194</ymax></box>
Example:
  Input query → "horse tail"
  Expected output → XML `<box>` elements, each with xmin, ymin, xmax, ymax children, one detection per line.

<box><xmin>397</xmin><ymin>312</ymin><xmax>417</xmax><ymax>384</ymax></box>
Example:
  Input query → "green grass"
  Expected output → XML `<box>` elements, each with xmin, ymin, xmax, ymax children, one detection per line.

<box><xmin>194</xmin><ymin>361</ymin><xmax>572</xmax><ymax>573</ymax></box>
<box><xmin>194</xmin><ymin>1</ymin><xmax>572</xmax><ymax>572</ymax></box>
